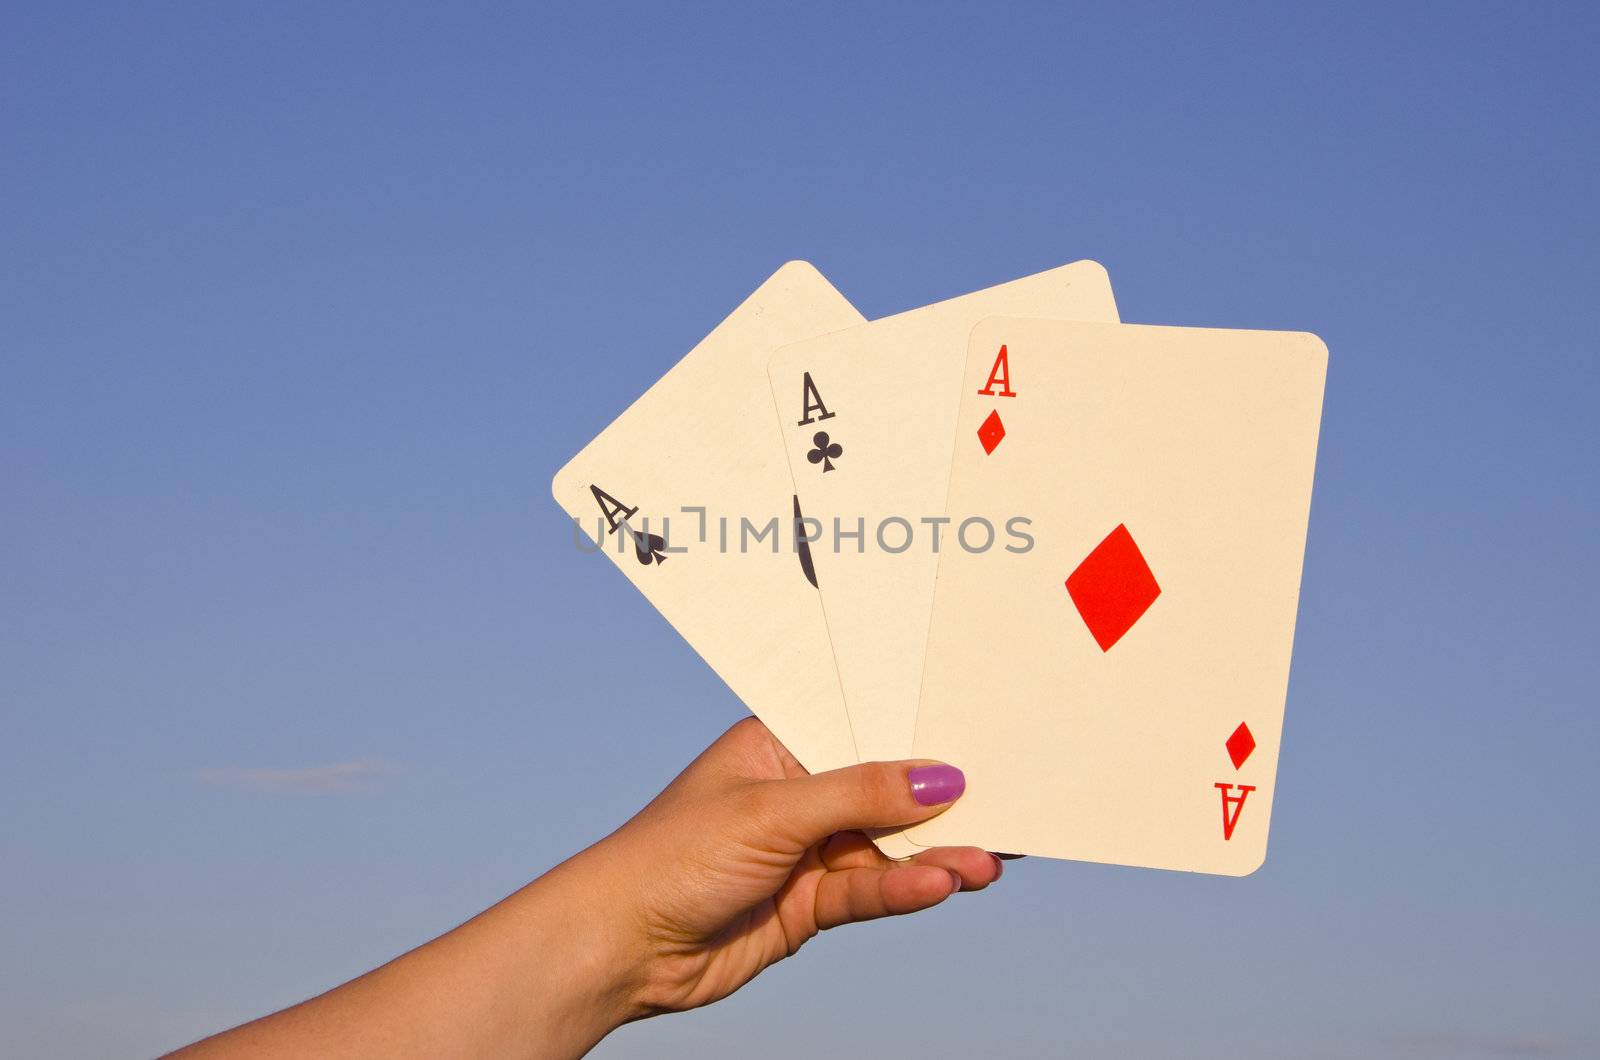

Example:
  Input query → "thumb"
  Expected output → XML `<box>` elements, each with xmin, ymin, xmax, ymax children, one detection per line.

<box><xmin>757</xmin><ymin>760</ymin><xmax>966</xmax><ymax>850</ymax></box>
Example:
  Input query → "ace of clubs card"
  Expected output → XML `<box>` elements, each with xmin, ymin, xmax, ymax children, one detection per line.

<box><xmin>908</xmin><ymin>317</ymin><xmax>1327</xmax><ymax>875</ymax></box>
<box><xmin>768</xmin><ymin>262</ymin><xmax>1119</xmax><ymax>856</ymax></box>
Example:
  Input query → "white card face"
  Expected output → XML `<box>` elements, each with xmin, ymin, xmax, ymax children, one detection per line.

<box><xmin>907</xmin><ymin>318</ymin><xmax>1327</xmax><ymax>875</ymax></box>
<box><xmin>551</xmin><ymin>262</ymin><xmax>864</xmax><ymax>773</ymax></box>
<box><xmin>767</xmin><ymin>263</ymin><xmax>1119</xmax><ymax>856</ymax></box>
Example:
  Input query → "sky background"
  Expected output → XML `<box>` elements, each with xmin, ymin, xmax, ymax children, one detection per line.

<box><xmin>3</xmin><ymin>3</ymin><xmax>1597</xmax><ymax>1057</ymax></box>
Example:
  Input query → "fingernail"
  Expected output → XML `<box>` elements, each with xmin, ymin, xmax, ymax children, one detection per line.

<box><xmin>908</xmin><ymin>764</ymin><xmax>965</xmax><ymax>806</ymax></box>
<box><xmin>990</xmin><ymin>854</ymin><xmax>1004</xmax><ymax>881</ymax></box>
<box><xmin>947</xmin><ymin>870</ymin><xmax>963</xmax><ymax>893</ymax></box>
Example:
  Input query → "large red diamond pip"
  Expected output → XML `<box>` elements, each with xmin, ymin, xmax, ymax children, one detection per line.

<box><xmin>1065</xmin><ymin>524</ymin><xmax>1161</xmax><ymax>651</ymax></box>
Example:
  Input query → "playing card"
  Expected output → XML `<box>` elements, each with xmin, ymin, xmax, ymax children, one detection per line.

<box><xmin>551</xmin><ymin>262</ymin><xmax>864</xmax><ymax>773</ymax></box>
<box><xmin>907</xmin><ymin>317</ymin><xmax>1327</xmax><ymax>875</ymax></box>
<box><xmin>767</xmin><ymin>262</ymin><xmax>1118</xmax><ymax>856</ymax></box>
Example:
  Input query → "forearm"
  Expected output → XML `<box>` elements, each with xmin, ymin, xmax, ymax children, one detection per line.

<box><xmin>170</xmin><ymin>853</ymin><xmax>643</xmax><ymax>1059</ymax></box>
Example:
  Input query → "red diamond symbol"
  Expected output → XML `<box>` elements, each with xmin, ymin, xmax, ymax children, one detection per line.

<box><xmin>1226</xmin><ymin>722</ymin><xmax>1256</xmax><ymax>770</ymax></box>
<box><xmin>1064</xmin><ymin>524</ymin><xmax>1161</xmax><ymax>651</ymax></box>
<box><xmin>977</xmin><ymin>409</ymin><xmax>1006</xmax><ymax>454</ymax></box>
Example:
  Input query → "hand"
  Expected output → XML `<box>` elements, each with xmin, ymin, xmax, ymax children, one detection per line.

<box><xmin>574</xmin><ymin>717</ymin><xmax>1002</xmax><ymax>1016</ymax></box>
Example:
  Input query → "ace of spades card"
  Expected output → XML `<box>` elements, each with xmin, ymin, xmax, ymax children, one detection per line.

<box><xmin>551</xmin><ymin>262</ymin><xmax>864</xmax><ymax>774</ymax></box>
<box><xmin>908</xmin><ymin>318</ymin><xmax>1327</xmax><ymax>875</ymax></box>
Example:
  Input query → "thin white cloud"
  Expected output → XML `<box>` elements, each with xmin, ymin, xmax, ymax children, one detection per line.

<box><xmin>193</xmin><ymin>758</ymin><xmax>393</xmax><ymax>794</ymax></box>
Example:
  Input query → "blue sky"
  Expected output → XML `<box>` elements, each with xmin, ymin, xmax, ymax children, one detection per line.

<box><xmin>3</xmin><ymin>3</ymin><xmax>1597</xmax><ymax>1057</ymax></box>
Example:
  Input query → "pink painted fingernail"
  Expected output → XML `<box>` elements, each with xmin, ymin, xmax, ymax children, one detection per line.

<box><xmin>908</xmin><ymin>764</ymin><xmax>965</xmax><ymax>806</ymax></box>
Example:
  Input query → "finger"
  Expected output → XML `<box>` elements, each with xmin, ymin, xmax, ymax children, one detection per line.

<box><xmin>820</xmin><ymin>836</ymin><xmax>1005</xmax><ymax>890</ymax></box>
<box><xmin>813</xmin><ymin>865</ymin><xmax>960</xmax><ymax>930</ymax></box>
<box><xmin>819</xmin><ymin>831</ymin><xmax>892</xmax><ymax>872</ymax></box>
<box><xmin>757</xmin><ymin>760</ymin><xmax>966</xmax><ymax>852</ymax></box>
<box><xmin>908</xmin><ymin>846</ymin><xmax>1004</xmax><ymax>891</ymax></box>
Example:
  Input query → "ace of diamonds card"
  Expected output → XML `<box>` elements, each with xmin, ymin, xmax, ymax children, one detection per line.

<box><xmin>908</xmin><ymin>318</ymin><xmax>1327</xmax><ymax>875</ymax></box>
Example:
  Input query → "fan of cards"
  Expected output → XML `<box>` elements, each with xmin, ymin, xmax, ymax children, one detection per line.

<box><xmin>553</xmin><ymin>261</ymin><xmax>1326</xmax><ymax>876</ymax></box>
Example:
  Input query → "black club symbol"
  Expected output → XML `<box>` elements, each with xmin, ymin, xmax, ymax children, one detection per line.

<box><xmin>807</xmin><ymin>430</ymin><xmax>842</xmax><ymax>473</ymax></box>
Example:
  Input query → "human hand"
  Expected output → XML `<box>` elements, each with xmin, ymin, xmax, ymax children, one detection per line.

<box><xmin>561</xmin><ymin>716</ymin><xmax>1002</xmax><ymax>1018</ymax></box>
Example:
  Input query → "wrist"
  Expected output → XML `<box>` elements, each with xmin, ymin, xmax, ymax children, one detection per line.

<box><xmin>510</xmin><ymin>843</ymin><xmax>659</xmax><ymax>1039</ymax></box>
